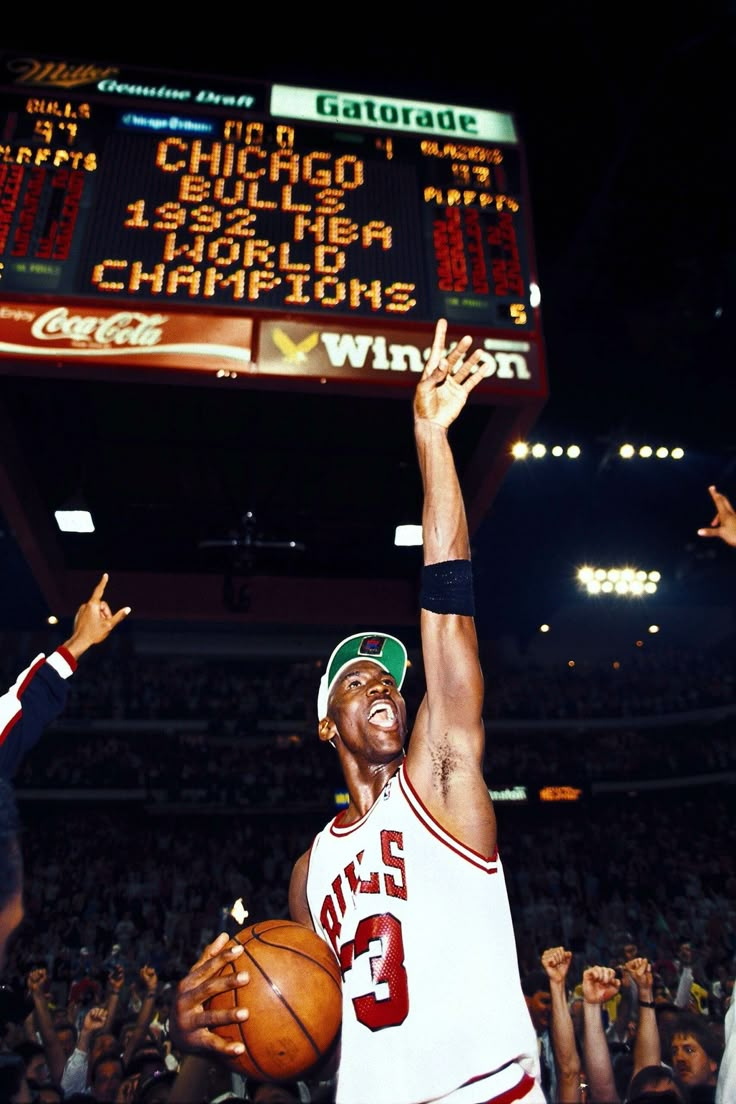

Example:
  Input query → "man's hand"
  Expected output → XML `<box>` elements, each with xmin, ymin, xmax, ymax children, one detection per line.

<box><xmin>107</xmin><ymin>965</ymin><xmax>125</xmax><ymax>995</ymax></box>
<box><xmin>582</xmin><ymin>966</ymin><xmax>620</xmax><ymax>1005</ymax></box>
<box><xmin>625</xmin><ymin>957</ymin><xmax>653</xmax><ymax>1001</ymax></box>
<box><xmin>697</xmin><ymin>485</ymin><xmax>736</xmax><ymax>547</ymax></box>
<box><xmin>80</xmin><ymin>1005</ymin><xmax>109</xmax><ymax>1050</ymax></box>
<box><xmin>413</xmin><ymin>318</ymin><xmax>488</xmax><ymax>430</ymax></box>
<box><xmin>169</xmin><ymin>932</ymin><xmax>249</xmax><ymax>1060</ymax></box>
<box><xmin>541</xmin><ymin>946</ymin><xmax>573</xmax><ymax>985</ymax></box>
<box><xmin>140</xmin><ymin>964</ymin><xmax>158</xmax><ymax>995</ymax></box>
<box><xmin>63</xmin><ymin>572</ymin><xmax>131</xmax><ymax>661</ymax></box>
<box><xmin>26</xmin><ymin>965</ymin><xmax>48</xmax><ymax>999</ymax></box>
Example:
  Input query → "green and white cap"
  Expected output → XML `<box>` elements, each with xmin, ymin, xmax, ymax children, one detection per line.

<box><xmin>317</xmin><ymin>632</ymin><xmax>408</xmax><ymax>720</ymax></box>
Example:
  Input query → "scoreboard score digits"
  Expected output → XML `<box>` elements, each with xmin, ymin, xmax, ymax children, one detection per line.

<box><xmin>0</xmin><ymin>56</ymin><xmax>540</xmax><ymax>331</ymax></box>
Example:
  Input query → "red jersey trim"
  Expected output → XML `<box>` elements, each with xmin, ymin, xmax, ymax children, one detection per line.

<box><xmin>399</xmin><ymin>764</ymin><xmax>499</xmax><ymax>873</ymax></box>
<box><xmin>16</xmin><ymin>655</ymin><xmax>46</xmax><ymax>698</ymax></box>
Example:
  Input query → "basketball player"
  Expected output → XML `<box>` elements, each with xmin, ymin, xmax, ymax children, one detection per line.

<box><xmin>170</xmin><ymin>318</ymin><xmax>543</xmax><ymax>1103</ymax></box>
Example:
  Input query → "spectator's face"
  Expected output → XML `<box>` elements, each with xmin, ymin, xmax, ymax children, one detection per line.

<box><xmin>90</xmin><ymin>1033</ymin><xmax>118</xmax><ymax>1065</ymax></box>
<box><xmin>670</xmin><ymin>1031</ymin><xmax>717</xmax><ymax>1087</ymax></box>
<box><xmin>622</xmin><ymin>942</ymin><xmax>638</xmax><ymax>961</ymax></box>
<box><xmin>55</xmin><ymin>1025</ymin><xmax>76</xmax><ymax>1059</ymax></box>
<box><xmin>525</xmin><ymin>989</ymin><xmax>552</xmax><ymax>1033</ymax></box>
<box><xmin>92</xmin><ymin>1057</ymin><xmax>123</xmax><ymax>1102</ymax></box>
<box><xmin>25</xmin><ymin>1050</ymin><xmax>49</xmax><ymax>1086</ymax></box>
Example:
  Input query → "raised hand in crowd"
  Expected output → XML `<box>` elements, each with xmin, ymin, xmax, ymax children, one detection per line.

<box><xmin>582</xmin><ymin>965</ymin><xmax>621</xmax><ymax>1104</ymax></box>
<box><xmin>540</xmin><ymin>946</ymin><xmax>583</xmax><ymax>1103</ymax></box>
<box><xmin>60</xmin><ymin>1004</ymin><xmax>109</xmax><ymax>1097</ymax></box>
<box><xmin>122</xmin><ymin>963</ymin><xmax>160</xmax><ymax>1069</ymax></box>
<box><xmin>25</xmin><ymin>964</ymin><xmax>66</xmax><ymax>1088</ymax></box>
<box><xmin>626</xmin><ymin>957</ymin><xmax>660</xmax><ymax>1080</ymax></box>
<box><xmin>698</xmin><ymin>485</ymin><xmax>736</xmax><ymax>548</ymax></box>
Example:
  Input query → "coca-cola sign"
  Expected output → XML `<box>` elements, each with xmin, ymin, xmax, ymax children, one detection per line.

<box><xmin>0</xmin><ymin>301</ymin><xmax>253</xmax><ymax>374</ymax></box>
<box><xmin>31</xmin><ymin>307</ymin><xmax>166</xmax><ymax>347</ymax></box>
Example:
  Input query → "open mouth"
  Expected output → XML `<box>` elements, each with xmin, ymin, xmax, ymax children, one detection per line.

<box><xmin>368</xmin><ymin>700</ymin><xmax>397</xmax><ymax>728</ymax></box>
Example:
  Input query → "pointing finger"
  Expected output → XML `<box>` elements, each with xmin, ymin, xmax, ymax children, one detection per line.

<box><xmin>422</xmin><ymin>318</ymin><xmax>448</xmax><ymax>379</ymax></box>
<box><xmin>90</xmin><ymin>572</ymin><xmax>109</xmax><ymax>602</ymax></box>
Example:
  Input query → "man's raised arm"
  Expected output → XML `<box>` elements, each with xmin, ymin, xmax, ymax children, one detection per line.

<box><xmin>406</xmin><ymin>319</ymin><xmax>494</xmax><ymax>849</ymax></box>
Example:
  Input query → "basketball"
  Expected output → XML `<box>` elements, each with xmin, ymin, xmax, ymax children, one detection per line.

<box><xmin>206</xmin><ymin>919</ymin><xmax>342</xmax><ymax>1083</ymax></box>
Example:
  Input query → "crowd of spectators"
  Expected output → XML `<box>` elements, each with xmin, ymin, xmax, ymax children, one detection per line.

<box><xmin>1</xmin><ymin>632</ymin><xmax>734</xmax><ymax>1100</ymax></box>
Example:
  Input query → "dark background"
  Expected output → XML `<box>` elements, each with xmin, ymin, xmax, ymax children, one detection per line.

<box><xmin>1</xmin><ymin>7</ymin><xmax>734</xmax><ymax>663</ymax></box>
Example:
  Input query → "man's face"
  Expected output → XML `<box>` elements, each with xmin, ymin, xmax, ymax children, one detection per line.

<box><xmin>55</xmin><ymin>1026</ymin><xmax>76</xmax><ymax>1059</ymax></box>
<box><xmin>525</xmin><ymin>989</ymin><xmax>552</xmax><ymax>1034</ymax></box>
<box><xmin>670</xmin><ymin>1031</ymin><xmax>718</xmax><ymax>1087</ymax></box>
<box><xmin>622</xmin><ymin>942</ymin><xmax>638</xmax><ymax>961</ymax></box>
<box><xmin>90</xmin><ymin>1033</ymin><xmax>117</xmax><ymax>1065</ymax></box>
<box><xmin>326</xmin><ymin>660</ymin><xmax>407</xmax><ymax>760</ymax></box>
<box><xmin>92</xmin><ymin>1057</ymin><xmax>123</xmax><ymax>1102</ymax></box>
<box><xmin>26</xmin><ymin>1050</ymin><xmax>50</xmax><ymax>1087</ymax></box>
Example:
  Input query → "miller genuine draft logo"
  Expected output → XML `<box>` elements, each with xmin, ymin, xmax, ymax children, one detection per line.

<box><xmin>5</xmin><ymin>57</ymin><xmax>119</xmax><ymax>89</ymax></box>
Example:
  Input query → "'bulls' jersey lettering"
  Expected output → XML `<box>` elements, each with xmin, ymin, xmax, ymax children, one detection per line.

<box><xmin>319</xmin><ymin>831</ymin><xmax>406</xmax><ymax>956</ymax></box>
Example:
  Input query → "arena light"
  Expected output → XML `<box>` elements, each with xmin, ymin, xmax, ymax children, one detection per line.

<box><xmin>55</xmin><ymin>509</ymin><xmax>95</xmax><ymax>533</ymax></box>
<box><xmin>395</xmin><ymin>524</ymin><xmax>422</xmax><ymax>546</ymax></box>
<box><xmin>512</xmin><ymin>441</ymin><xmax>582</xmax><ymax>460</ymax></box>
<box><xmin>619</xmin><ymin>442</ymin><xmax>685</xmax><ymax>460</ymax></box>
<box><xmin>577</xmin><ymin>564</ymin><xmax>662</xmax><ymax>596</ymax></box>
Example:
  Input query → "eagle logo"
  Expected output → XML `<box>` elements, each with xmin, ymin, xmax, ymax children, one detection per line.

<box><xmin>271</xmin><ymin>327</ymin><xmax>320</xmax><ymax>366</ymax></box>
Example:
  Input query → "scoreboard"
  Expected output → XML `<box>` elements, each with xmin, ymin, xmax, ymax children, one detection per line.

<box><xmin>0</xmin><ymin>54</ymin><xmax>541</xmax><ymax>335</ymax></box>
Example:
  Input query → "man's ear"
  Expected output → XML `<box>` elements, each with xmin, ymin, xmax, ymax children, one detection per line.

<box><xmin>318</xmin><ymin>716</ymin><xmax>337</xmax><ymax>745</ymax></box>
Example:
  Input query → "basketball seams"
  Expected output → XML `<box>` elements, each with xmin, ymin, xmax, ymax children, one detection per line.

<box><xmin>208</xmin><ymin>919</ymin><xmax>342</xmax><ymax>1082</ymax></box>
<box><xmin>245</xmin><ymin>942</ymin><xmax>337</xmax><ymax>1060</ymax></box>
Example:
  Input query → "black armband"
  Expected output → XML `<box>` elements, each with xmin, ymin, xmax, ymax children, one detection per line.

<box><xmin>420</xmin><ymin>559</ymin><xmax>475</xmax><ymax>615</ymax></box>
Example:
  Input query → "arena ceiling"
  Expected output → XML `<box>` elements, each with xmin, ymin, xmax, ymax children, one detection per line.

<box><xmin>0</xmin><ymin>11</ymin><xmax>733</xmax><ymax>650</ymax></box>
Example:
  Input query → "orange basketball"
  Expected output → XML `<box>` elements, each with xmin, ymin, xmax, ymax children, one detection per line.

<box><xmin>206</xmin><ymin>919</ymin><xmax>342</xmax><ymax>1083</ymax></box>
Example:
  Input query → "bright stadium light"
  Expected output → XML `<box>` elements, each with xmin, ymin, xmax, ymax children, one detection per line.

<box><xmin>578</xmin><ymin>564</ymin><xmax>662</xmax><ymax>597</ymax></box>
<box><xmin>395</xmin><ymin>524</ymin><xmax>423</xmax><ymax>546</ymax></box>
<box><xmin>55</xmin><ymin>509</ymin><xmax>95</xmax><ymax>533</ymax></box>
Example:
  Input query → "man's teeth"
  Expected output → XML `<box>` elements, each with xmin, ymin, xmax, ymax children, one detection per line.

<box><xmin>369</xmin><ymin>701</ymin><xmax>395</xmax><ymax>720</ymax></box>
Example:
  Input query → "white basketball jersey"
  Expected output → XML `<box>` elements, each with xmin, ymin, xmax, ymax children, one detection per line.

<box><xmin>305</xmin><ymin>764</ymin><xmax>541</xmax><ymax>1104</ymax></box>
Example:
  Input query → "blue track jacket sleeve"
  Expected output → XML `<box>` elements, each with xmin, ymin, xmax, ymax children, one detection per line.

<box><xmin>0</xmin><ymin>646</ymin><xmax>76</xmax><ymax>779</ymax></box>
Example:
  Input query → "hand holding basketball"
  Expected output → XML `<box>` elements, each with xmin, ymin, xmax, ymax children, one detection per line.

<box><xmin>205</xmin><ymin>919</ymin><xmax>342</xmax><ymax>1083</ymax></box>
<box><xmin>169</xmin><ymin>931</ymin><xmax>251</xmax><ymax>1062</ymax></box>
